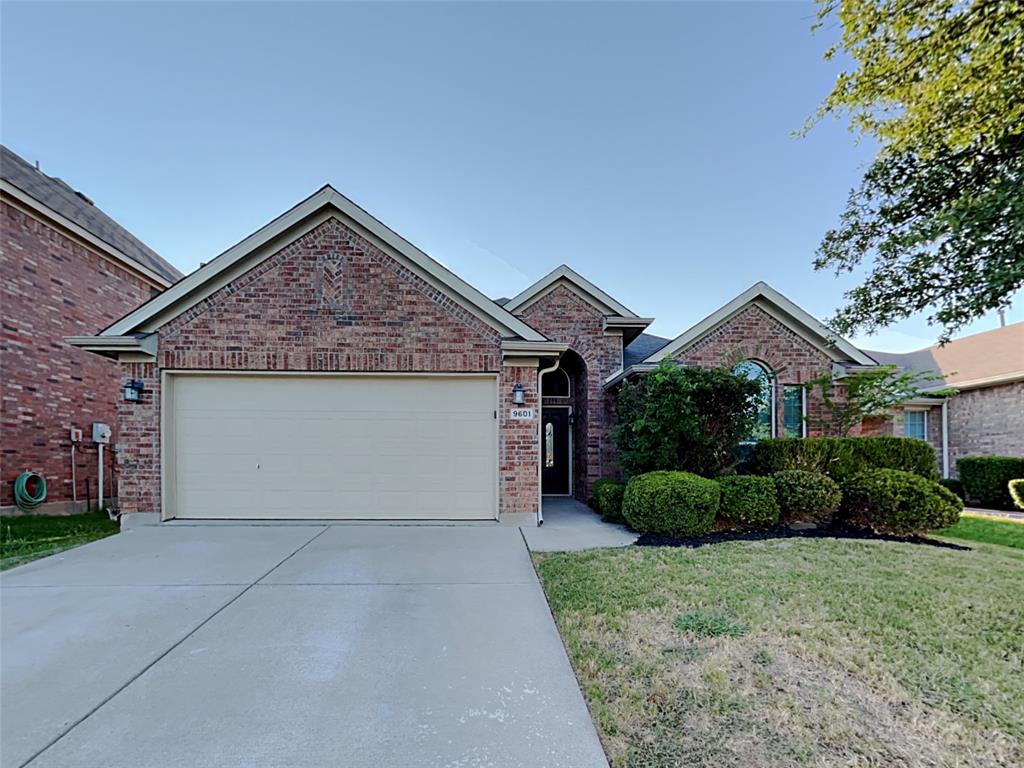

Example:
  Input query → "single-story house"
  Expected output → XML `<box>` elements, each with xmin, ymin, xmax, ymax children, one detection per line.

<box><xmin>68</xmin><ymin>186</ymin><xmax>1021</xmax><ymax>525</ymax></box>
<box><xmin>1</xmin><ymin>145</ymin><xmax>182</xmax><ymax>515</ymax></box>
<box><xmin>865</xmin><ymin>323</ymin><xmax>1024</xmax><ymax>477</ymax></box>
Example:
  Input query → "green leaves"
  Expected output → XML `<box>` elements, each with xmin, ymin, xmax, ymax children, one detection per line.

<box><xmin>810</xmin><ymin>0</ymin><xmax>1024</xmax><ymax>340</ymax></box>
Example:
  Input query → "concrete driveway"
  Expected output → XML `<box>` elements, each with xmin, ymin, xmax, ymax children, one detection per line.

<box><xmin>1</xmin><ymin>524</ymin><xmax>608</xmax><ymax>768</ymax></box>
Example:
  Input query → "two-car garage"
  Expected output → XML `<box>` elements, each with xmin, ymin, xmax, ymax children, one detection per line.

<box><xmin>164</xmin><ymin>374</ymin><xmax>498</xmax><ymax>521</ymax></box>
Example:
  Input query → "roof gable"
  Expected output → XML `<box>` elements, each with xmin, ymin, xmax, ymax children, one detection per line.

<box><xmin>645</xmin><ymin>281</ymin><xmax>875</xmax><ymax>366</ymax></box>
<box><xmin>100</xmin><ymin>186</ymin><xmax>545</xmax><ymax>342</ymax></box>
<box><xmin>504</xmin><ymin>265</ymin><xmax>639</xmax><ymax>318</ymax></box>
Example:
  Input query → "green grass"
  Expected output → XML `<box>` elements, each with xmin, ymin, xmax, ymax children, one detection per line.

<box><xmin>1</xmin><ymin>511</ymin><xmax>119</xmax><ymax>570</ymax></box>
<box><xmin>934</xmin><ymin>513</ymin><xmax>1024</xmax><ymax>549</ymax></box>
<box><xmin>535</xmin><ymin>538</ymin><xmax>1024</xmax><ymax>768</ymax></box>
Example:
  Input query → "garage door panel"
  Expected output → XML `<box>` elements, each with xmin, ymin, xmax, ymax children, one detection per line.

<box><xmin>171</xmin><ymin>375</ymin><xmax>497</xmax><ymax>520</ymax></box>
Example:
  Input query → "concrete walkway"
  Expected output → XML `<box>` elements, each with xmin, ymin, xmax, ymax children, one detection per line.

<box><xmin>522</xmin><ymin>498</ymin><xmax>638</xmax><ymax>552</ymax></box>
<box><xmin>1</xmin><ymin>524</ymin><xmax>608</xmax><ymax>768</ymax></box>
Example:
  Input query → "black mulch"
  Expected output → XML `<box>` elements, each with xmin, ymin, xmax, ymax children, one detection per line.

<box><xmin>634</xmin><ymin>524</ymin><xmax>972</xmax><ymax>551</ymax></box>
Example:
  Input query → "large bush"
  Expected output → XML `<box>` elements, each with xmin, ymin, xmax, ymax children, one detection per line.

<box><xmin>957</xmin><ymin>456</ymin><xmax>1024</xmax><ymax>509</ymax></box>
<box><xmin>717</xmin><ymin>476</ymin><xmax>779</xmax><ymax>528</ymax></box>
<box><xmin>772</xmin><ymin>470</ymin><xmax>842</xmax><ymax>525</ymax></box>
<box><xmin>749</xmin><ymin>436</ymin><xmax>939</xmax><ymax>482</ymax></box>
<box><xmin>591</xmin><ymin>478</ymin><xmax>626</xmax><ymax>523</ymax></box>
<box><xmin>613</xmin><ymin>361</ymin><xmax>762</xmax><ymax>477</ymax></box>
<box><xmin>840</xmin><ymin>469</ymin><xmax>962</xmax><ymax>535</ymax></box>
<box><xmin>622</xmin><ymin>471</ymin><xmax>720</xmax><ymax>537</ymax></box>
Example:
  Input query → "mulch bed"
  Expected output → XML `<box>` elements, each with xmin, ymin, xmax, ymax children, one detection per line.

<box><xmin>635</xmin><ymin>524</ymin><xmax>972</xmax><ymax>551</ymax></box>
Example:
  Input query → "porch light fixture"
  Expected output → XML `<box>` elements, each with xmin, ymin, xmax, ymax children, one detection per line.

<box><xmin>512</xmin><ymin>383</ymin><xmax>526</xmax><ymax>405</ymax></box>
<box><xmin>123</xmin><ymin>379</ymin><xmax>145</xmax><ymax>402</ymax></box>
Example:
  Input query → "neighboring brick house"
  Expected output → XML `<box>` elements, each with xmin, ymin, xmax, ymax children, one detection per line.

<box><xmin>866</xmin><ymin>323</ymin><xmax>1024</xmax><ymax>477</ymax></box>
<box><xmin>68</xmin><ymin>185</ymin><xmax>1018</xmax><ymax>525</ymax></box>
<box><xmin>1</xmin><ymin>146</ymin><xmax>182</xmax><ymax>514</ymax></box>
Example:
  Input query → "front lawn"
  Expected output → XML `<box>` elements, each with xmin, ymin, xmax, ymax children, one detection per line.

<box><xmin>535</xmin><ymin>538</ymin><xmax>1023</xmax><ymax>767</ymax></box>
<box><xmin>1</xmin><ymin>511</ymin><xmax>119</xmax><ymax>570</ymax></box>
<box><xmin>934</xmin><ymin>513</ymin><xmax>1024</xmax><ymax>549</ymax></box>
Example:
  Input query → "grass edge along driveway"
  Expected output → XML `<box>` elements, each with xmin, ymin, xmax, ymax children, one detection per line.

<box><xmin>1</xmin><ymin>511</ymin><xmax>119</xmax><ymax>570</ymax></box>
<box><xmin>535</xmin><ymin>534</ymin><xmax>1023</xmax><ymax>768</ymax></box>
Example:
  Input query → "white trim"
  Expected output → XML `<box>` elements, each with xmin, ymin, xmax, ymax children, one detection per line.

<box><xmin>902</xmin><ymin>407</ymin><xmax>929</xmax><ymax>442</ymax></box>
<box><xmin>603</xmin><ymin>363</ymin><xmax>656</xmax><ymax>389</ymax></box>
<box><xmin>2</xmin><ymin>180</ymin><xmax>177</xmax><ymax>289</ymax></box>
<box><xmin>501</xmin><ymin>340</ymin><xmax>569</xmax><ymax>358</ymax></box>
<box><xmin>941</xmin><ymin>400</ymin><xmax>950</xmax><ymax>478</ymax></box>
<box><xmin>65</xmin><ymin>334</ymin><xmax>157</xmax><ymax>359</ymax></box>
<box><xmin>644</xmin><ymin>282</ymin><xmax>875</xmax><ymax>366</ymax></box>
<box><xmin>801</xmin><ymin>386</ymin><xmax>808</xmax><ymax>438</ymax></box>
<box><xmin>504</xmin><ymin>265</ymin><xmax>638</xmax><ymax>317</ymax></box>
<box><xmin>160</xmin><ymin>371</ymin><xmax>501</xmax><ymax>522</ymax></box>
<box><xmin>922</xmin><ymin>370</ymin><xmax>1024</xmax><ymax>392</ymax></box>
<box><xmin>98</xmin><ymin>186</ymin><xmax>545</xmax><ymax>342</ymax></box>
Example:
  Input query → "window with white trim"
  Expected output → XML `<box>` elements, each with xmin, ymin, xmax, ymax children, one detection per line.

<box><xmin>904</xmin><ymin>410</ymin><xmax>927</xmax><ymax>441</ymax></box>
<box><xmin>735</xmin><ymin>360</ymin><xmax>774</xmax><ymax>443</ymax></box>
<box><xmin>782</xmin><ymin>385</ymin><xmax>805</xmax><ymax>438</ymax></box>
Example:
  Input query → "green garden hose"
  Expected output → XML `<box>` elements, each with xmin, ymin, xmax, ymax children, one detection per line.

<box><xmin>14</xmin><ymin>471</ymin><xmax>47</xmax><ymax>512</ymax></box>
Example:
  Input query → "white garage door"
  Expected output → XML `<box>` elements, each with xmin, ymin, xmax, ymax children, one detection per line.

<box><xmin>168</xmin><ymin>374</ymin><xmax>497</xmax><ymax>520</ymax></box>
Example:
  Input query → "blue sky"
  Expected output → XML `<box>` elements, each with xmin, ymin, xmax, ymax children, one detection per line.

<box><xmin>3</xmin><ymin>1</ymin><xmax>1019</xmax><ymax>351</ymax></box>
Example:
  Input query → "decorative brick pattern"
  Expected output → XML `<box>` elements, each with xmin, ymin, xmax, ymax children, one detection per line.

<box><xmin>515</xmin><ymin>284</ymin><xmax>623</xmax><ymax>498</ymax></box>
<box><xmin>669</xmin><ymin>304</ymin><xmax>837</xmax><ymax>437</ymax></box>
<box><xmin>116</xmin><ymin>216</ymin><xmax>541</xmax><ymax>517</ymax></box>
<box><xmin>1</xmin><ymin>200</ymin><xmax>156</xmax><ymax>509</ymax></box>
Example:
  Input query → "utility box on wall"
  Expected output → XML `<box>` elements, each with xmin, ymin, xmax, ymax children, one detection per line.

<box><xmin>92</xmin><ymin>423</ymin><xmax>111</xmax><ymax>444</ymax></box>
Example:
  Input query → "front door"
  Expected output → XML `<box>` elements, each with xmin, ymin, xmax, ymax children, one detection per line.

<box><xmin>541</xmin><ymin>408</ymin><xmax>570</xmax><ymax>495</ymax></box>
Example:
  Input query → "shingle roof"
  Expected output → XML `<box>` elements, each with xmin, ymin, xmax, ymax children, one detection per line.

<box><xmin>624</xmin><ymin>332</ymin><xmax>669</xmax><ymax>367</ymax></box>
<box><xmin>1</xmin><ymin>145</ymin><xmax>182</xmax><ymax>284</ymax></box>
<box><xmin>865</xmin><ymin>322</ymin><xmax>1024</xmax><ymax>390</ymax></box>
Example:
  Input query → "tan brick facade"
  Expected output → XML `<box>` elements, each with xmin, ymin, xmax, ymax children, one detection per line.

<box><xmin>1</xmin><ymin>200</ymin><xmax>157</xmax><ymax>510</ymax></box>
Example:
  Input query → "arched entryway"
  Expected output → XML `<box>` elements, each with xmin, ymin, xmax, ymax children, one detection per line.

<box><xmin>541</xmin><ymin>349</ymin><xmax>587</xmax><ymax>497</ymax></box>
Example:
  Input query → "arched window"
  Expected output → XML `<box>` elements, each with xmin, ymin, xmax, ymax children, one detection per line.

<box><xmin>735</xmin><ymin>360</ymin><xmax>774</xmax><ymax>442</ymax></box>
<box><xmin>543</xmin><ymin>368</ymin><xmax>571</xmax><ymax>397</ymax></box>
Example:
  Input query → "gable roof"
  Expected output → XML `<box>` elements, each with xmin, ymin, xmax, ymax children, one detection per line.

<box><xmin>644</xmin><ymin>281</ymin><xmax>876</xmax><ymax>366</ymax></box>
<box><xmin>95</xmin><ymin>185</ymin><xmax>545</xmax><ymax>341</ymax></box>
<box><xmin>1</xmin><ymin>145</ymin><xmax>182</xmax><ymax>286</ymax></box>
<box><xmin>504</xmin><ymin>264</ymin><xmax>641</xmax><ymax>318</ymax></box>
<box><xmin>866</xmin><ymin>322</ymin><xmax>1024</xmax><ymax>391</ymax></box>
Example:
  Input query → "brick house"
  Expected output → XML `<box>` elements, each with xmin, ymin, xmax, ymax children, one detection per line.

<box><xmin>67</xmin><ymin>186</ymin><xmax>1020</xmax><ymax>525</ymax></box>
<box><xmin>866</xmin><ymin>323</ymin><xmax>1024</xmax><ymax>477</ymax></box>
<box><xmin>1</xmin><ymin>146</ymin><xmax>182</xmax><ymax>514</ymax></box>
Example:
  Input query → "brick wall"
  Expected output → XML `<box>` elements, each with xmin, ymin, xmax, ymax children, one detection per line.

<box><xmin>1</xmin><ymin>200</ymin><xmax>156</xmax><ymax>510</ymax></box>
<box><xmin>670</xmin><ymin>304</ymin><xmax>835</xmax><ymax>436</ymax></box>
<box><xmin>514</xmin><ymin>284</ymin><xmax>623</xmax><ymax>497</ymax></box>
<box><xmin>499</xmin><ymin>363</ymin><xmax>540</xmax><ymax>516</ymax></box>
<box><xmin>948</xmin><ymin>382</ymin><xmax>1024</xmax><ymax>470</ymax></box>
<box><xmin>116</xmin><ymin>216</ymin><xmax>539</xmax><ymax>517</ymax></box>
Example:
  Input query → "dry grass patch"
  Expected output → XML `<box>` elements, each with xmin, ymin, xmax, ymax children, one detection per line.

<box><xmin>535</xmin><ymin>538</ymin><xmax>1023</xmax><ymax>768</ymax></box>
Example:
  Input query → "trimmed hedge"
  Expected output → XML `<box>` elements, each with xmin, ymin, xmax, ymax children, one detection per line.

<box><xmin>592</xmin><ymin>478</ymin><xmax>626</xmax><ymax>523</ymax></box>
<box><xmin>957</xmin><ymin>456</ymin><xmax>1024</xmax><ymax>510</ymax></box>
<box><xmin>1010</xmin><ymin>479</ymin><xmax>1024</xmax><ymax>511</ymax></box>
<box><xmin>749</xmin><ymin>436</ymin><xmax>939</xmax><ymax>482</ymax></box>
<box><xmin>717</xmin><ymin>476</ymin><xmax>779</xmax><ymax>528</ymax></box>
<box><xmin>840</xmin><ymin>469</ymin><xmax>962</xmax><ymax>535</ymax></box>
<box><xmin>622</xmin><ymin>471</ymin><xmax>720</xmax><ymax>537</ymax></box>
<box><xmin>772</xmin><ymin>470</ymin><xmax>842</xmax><ymax>525</ymax></box>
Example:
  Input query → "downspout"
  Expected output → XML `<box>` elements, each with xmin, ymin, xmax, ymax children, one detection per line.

<box><xmin>941</xmin><ymin>399</ymin><xmax>949</xmax><ymax>478</ymax></box>
<box><xmin>537</xmin><ymin>353</ymin><xmax>564</xmax><ymax>526</ymax></box>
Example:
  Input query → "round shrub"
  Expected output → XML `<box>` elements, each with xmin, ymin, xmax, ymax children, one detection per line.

<box><xmin>717</xmin><ymin>475</ymin><xmax>779</xmax><ymax>529</ymax></box>
<box><xmin>622</xmin><ymin>471</ymin><xmax>720</xmax><ymax>537</ymax></box>
<box><xmin>592</xmin><ymin>478</ymin><xmax>626</xmax><ymax>523</ymax></box>
<box><xmin>840</xmin><ymin>469</ymin><xmax>962</xmax><ymax>536</ymax></box>
<box><xmin>772</xmin><ymin>470</ymin><xmax>842</xmax><ymax>525</ymax></box>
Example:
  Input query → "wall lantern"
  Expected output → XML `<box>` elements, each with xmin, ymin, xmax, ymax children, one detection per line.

<box><xmin>512</xmin><ymin>383</ymin><xmax>526</xmax><ymax>405</ymax></box>
<box><xmin>123</xmin><ymin>379</ymin><xmax>145</xmax><ymax>402</ymax></box>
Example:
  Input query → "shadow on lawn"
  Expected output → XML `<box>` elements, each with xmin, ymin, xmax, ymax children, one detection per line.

<box><xmin>635</xmin><ymin>524</ymin><xmax>972</xmax><ymax>551</ymax></box>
